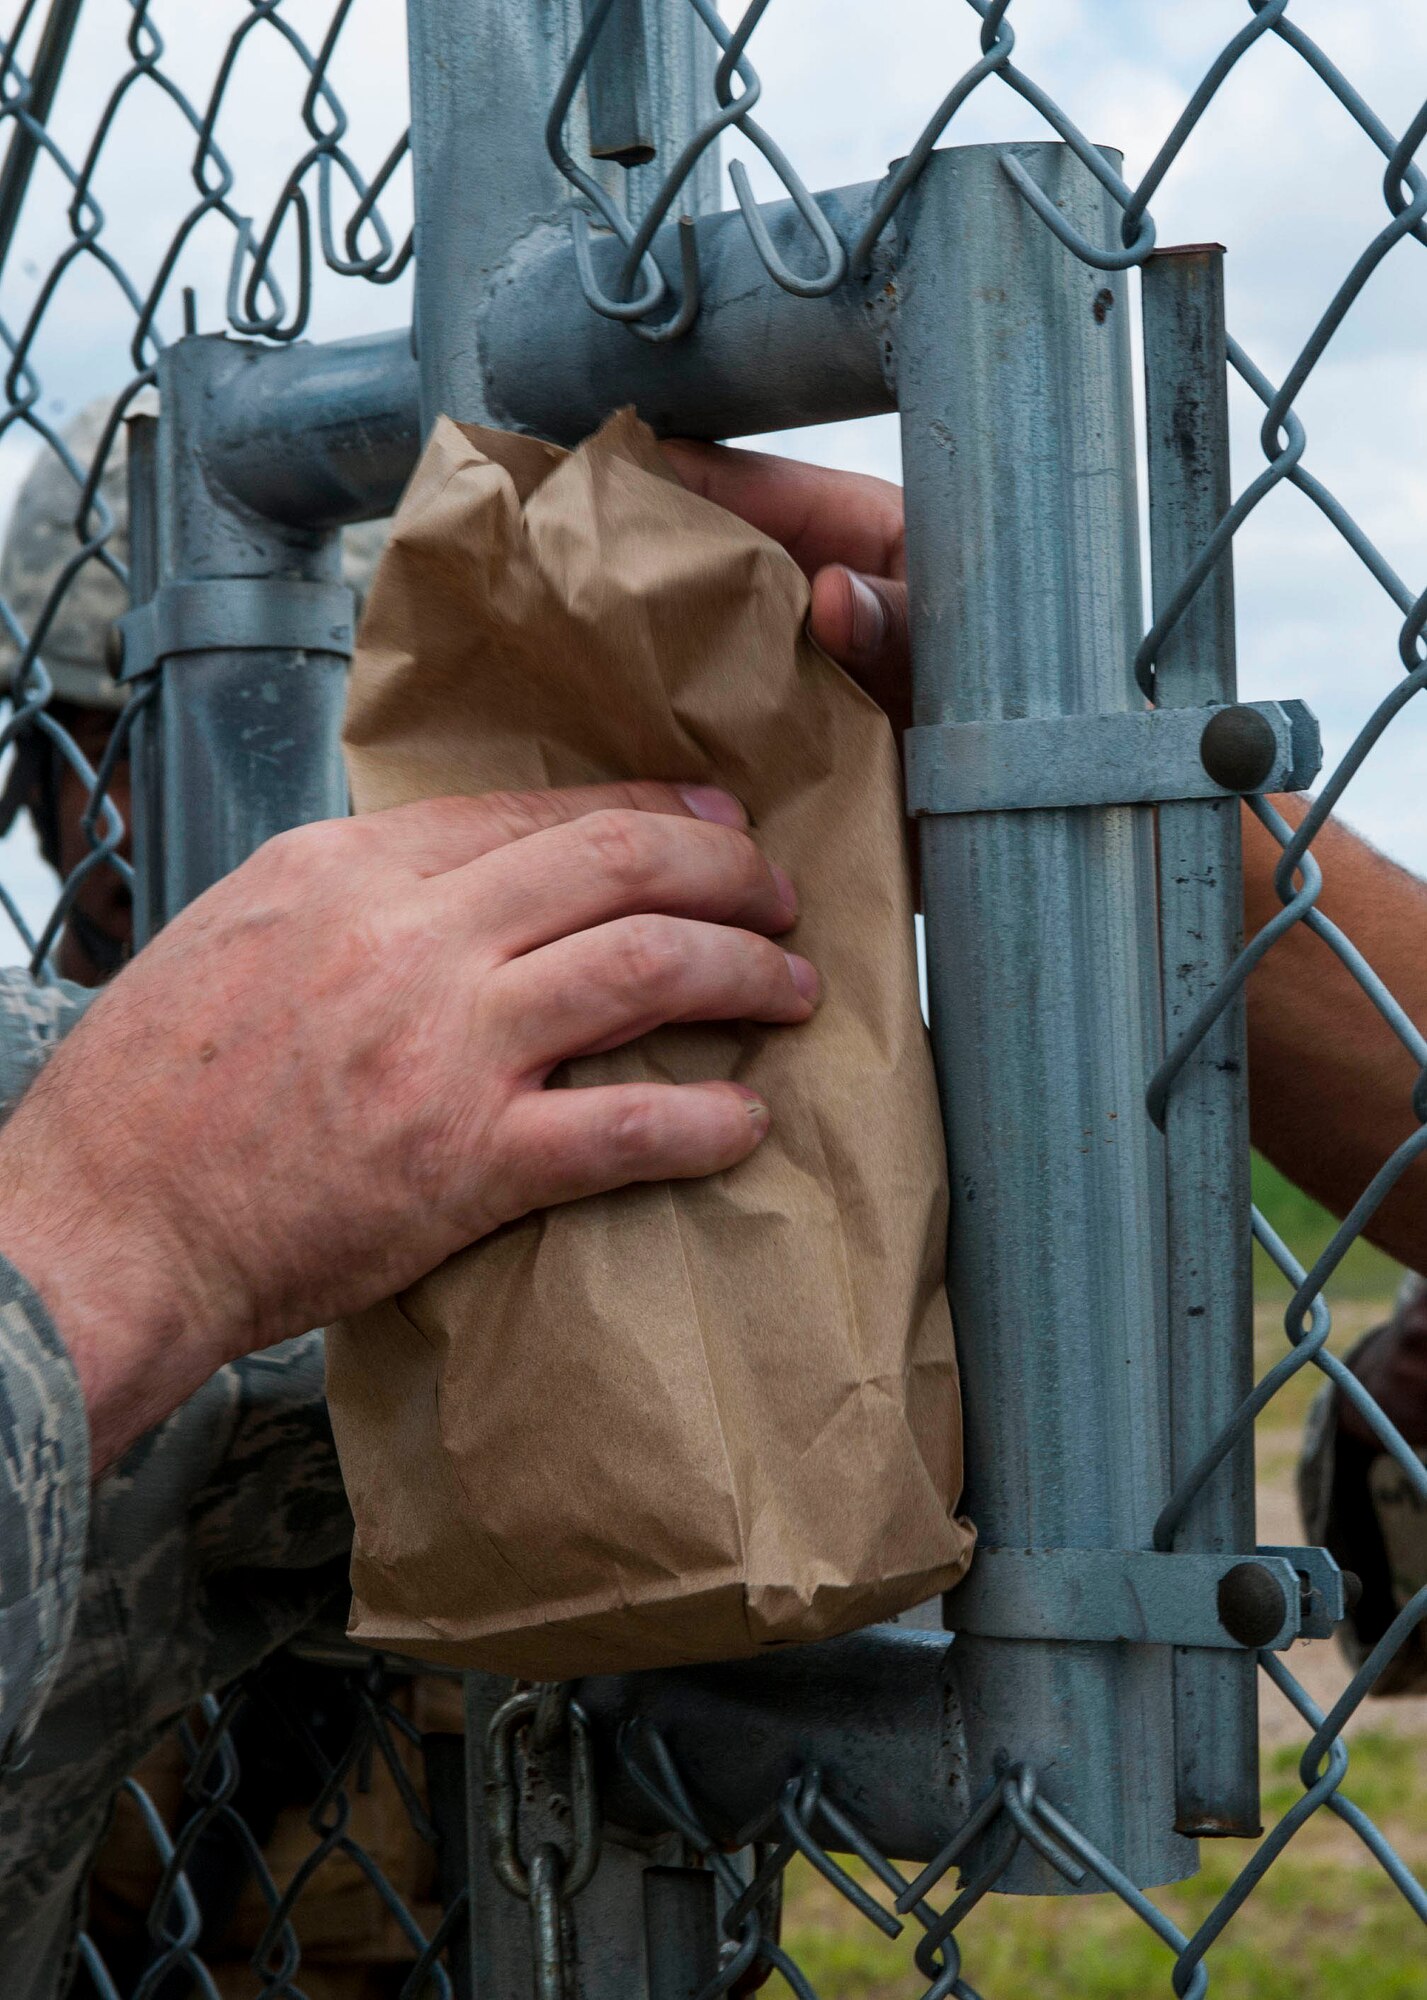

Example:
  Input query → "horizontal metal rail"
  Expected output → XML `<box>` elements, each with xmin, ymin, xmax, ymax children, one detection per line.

<box><xmin>200</xmin><ymin>178</ymin><xmax>898</xmax><ymax>527</ymax></box>
<box><xmin>577</xmin><ymin>1628</ymin><xmax>970</xmax><ymax>1860</ymax></box>
<box><xmin>477</xmin><ymin>179</ymin><xmax>896</xmax><ymax>442</ymax></box>
<box><xmin>200</xmin><ymin>327</ymin><xmax>421</xmax><ymax>528</ymax></box>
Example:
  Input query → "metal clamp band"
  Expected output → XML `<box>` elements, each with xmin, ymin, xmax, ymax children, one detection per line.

<box><xmin>943</xmin><ymin>1544</ymin><xmax>1344</xmax><ymax>1650</ymax></box>
<box><xmin>116</xmin><ymin>577</ymin><xmax>356</xmax><ymax>682</ymax></box>
<box><xmin>905</xmin><ymin>699</ymin><xmax>1321</xmax><ymax>816</ymax></box>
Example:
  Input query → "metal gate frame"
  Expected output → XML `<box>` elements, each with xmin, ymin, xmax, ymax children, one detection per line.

<box><xmin>113</xmin><ymin>5</ymin><xmax>1381</xmax><ymax>1995</ymax></box>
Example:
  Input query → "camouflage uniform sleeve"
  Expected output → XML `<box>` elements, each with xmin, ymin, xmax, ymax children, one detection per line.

<box><xmin>0</xmin><ymin>966</ymin><xmax>353</xmax><ymax>1997</ymax></box>
<box><xmin>0</xmin><ymin>969</ymin><xmax>92</xmax><ymax>1116</ymax></box>
<box><xmin>0</xmin><ymin>972</ymin><xmax>95</xmax><ymax>1766</ymax></box>
<box><xmin>1299</xmin><ymin>1349</ymin><xmax>1427</xmax><ymax>1696</ymax></box>
<box><xmin>0</xmin><ymin>1333</ymin><xmax>355</xmax><ymax>2000</ymax></box>
<box><xmin>0</xmin><ymin>1257</ymin><xmax>90</xmax><ymax>1773</ymax></box>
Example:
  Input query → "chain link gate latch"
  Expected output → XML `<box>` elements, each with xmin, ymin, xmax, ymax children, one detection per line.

<box><xmin>488</xmin><ymin>1684</ymin><xmax>602</xmax><ymax>2000</ymax></box>
<box><xmin>904</xmin><ymin>698</ymin><xmax>1321</xmax><ymax>818</ymax></box>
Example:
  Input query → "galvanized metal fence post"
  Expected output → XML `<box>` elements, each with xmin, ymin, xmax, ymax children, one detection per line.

<box><xmin>123</xmin><ymin>413</ymin><xmax>162</xmax><ymax>952</ymax></box>
<box><xmin>899</xmin><ymin>141</ymin><xmax>1191</xmax><ymax>1892</ymax></box>
<box><xmin>406</xmin><ymin>0</ymin><xmax>714</xmax><ymax>434</ymax></box>
<box><xmin>401</xmin><ymin>4</ymin><xmax>718</xmax><ymax>1991</ymax></box>
<box><xmin>126</xmin><ymin>336</ymin><xmax>352</xmax><ymax>926</ymax></box>
<box><xmin>1141</xmin><ymin>246</ymin><xmax>1260</xmax><ymax>1839</ymax></box>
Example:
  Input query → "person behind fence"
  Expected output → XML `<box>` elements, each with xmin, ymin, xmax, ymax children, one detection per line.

<box><xmin>0</xmin><ymin>406</ymin><xmax>453</xmax><ymax>1997</ymax></box>
<box><xmin>0</xmin><ymin>400</ymin><xmax>136</xmax><ymax>989</ymax></box>
<box><xmin>0</xmin><ymin>418</ymin><xmax>1424</xmax><ymax>1995</ymax></box>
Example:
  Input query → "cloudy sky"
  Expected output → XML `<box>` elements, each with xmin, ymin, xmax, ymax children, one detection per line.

<box><xmin>1</xmin><ymin>0</ymin><xmax>1425</xmax><ymax>943</ymax></box>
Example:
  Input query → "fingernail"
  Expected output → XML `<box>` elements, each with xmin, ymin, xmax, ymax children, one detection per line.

<box><xmin>678</xmin><ymin>784</ymin><xmax>747</xmax><ymax>827</ymax></box>
<box><xmin>729</xmin><ymin>1084</ymin><xmax>770</xmax><ymax>1129</ymax></box>
<box><xmin>769</xmin><ymin>860</ymin><xmax>798</xmax><ymax>916</ymax></box>
<box><xmin>846</xmin><ymin>570</ymin><xmax>887</xmax><ymax>661</ymax></box>
<box><xmin>784</xmin><ymin>952</ymin><xmax>820</xmax><ymax>1004</ymax></box>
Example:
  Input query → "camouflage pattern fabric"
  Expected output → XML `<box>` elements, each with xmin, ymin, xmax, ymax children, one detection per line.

<box><xmin>0</xmin><ymin>405</ymin><xmax>136</xmax><ymax>715</ymax></box>
<box><xmin>0</xmin><ymin>400</ymin><xmax>385</xmax><ymax>722</ymax></box>
<box><xmin>0</xmin><ymin>969</ymin><xmax>355</xmax><ymax>2000</ymax></box>
<box><xmin>0</xmin><ymin>1264</ymin><xmax>90</xmax><ymax>1774</ymax></box>
<box><xmin>0</xmin><ymin>970</ymin><xmax>94</xmax><ymax>1768</ymax></box>
<box><xmin>0</xmin><ymin>968</ymin><xmax>93</xmax><ymax>1114</ymax></box>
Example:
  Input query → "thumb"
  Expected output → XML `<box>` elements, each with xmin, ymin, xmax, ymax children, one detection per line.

<box><xmin>810</xmin><ymin>565</ymin><xmax>912</xmax><ymax>733</ymax></box>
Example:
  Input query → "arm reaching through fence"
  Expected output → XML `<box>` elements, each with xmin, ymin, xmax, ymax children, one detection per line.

<box><xmin>671</xmin><ymin>439</ymin><xmax>1427</xmax><ymax>1277</ymax></box>
<box><xmin>680</xmin><ymin>438</ymin><xmax>1427</xmax><ymax>1702</ymax></box>
<box><xmin>1240</xmin><ymin>799</ymin><xmax>1427</xmax><ymax>1275</ymax></box>
<box><xmin>0</xmin><ymin>781</ymin><xmax>816</xmax><ymax>1478</ymax></box>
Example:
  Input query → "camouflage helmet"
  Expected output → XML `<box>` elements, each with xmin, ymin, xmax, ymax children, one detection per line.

<box><xmin>0</xmin><ymin>399</ymin><xmax>133</xmax><ymax>712</ymax></box>
<box><xmin>0</xmin><ymin>396</ymin><xmax>386</xmax><ymax>714</ymax></box>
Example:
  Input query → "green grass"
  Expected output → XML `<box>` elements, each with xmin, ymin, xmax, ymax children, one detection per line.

<box><xmin>1252</xmin><ymin>1152</ymin><xmax>1401</xmax><ymax>1301</ymax></box>
<box><xmin>777</xmin><ymin>1159</ymin><xmax>1413</xmax><ymax>1995</ymax></box>
<box><xmin>782</xmin><ymin>1731</ymin><xmax>1427</xmax><ymax>1996</ymax></box>
<box><xmin>784</xmin><ymin>1880</ymin><xmax>1427</xmax><ymax>2000</ymax></box>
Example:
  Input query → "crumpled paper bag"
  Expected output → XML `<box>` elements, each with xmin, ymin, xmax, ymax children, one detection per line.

<box><xmin>325</xmin><ymin>409</ymin><xmax>973</xmax><ymax>1677</ymax></box>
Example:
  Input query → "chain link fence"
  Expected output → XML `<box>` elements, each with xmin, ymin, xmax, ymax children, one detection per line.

<box><xmin>1</xmin><ymin>1</ymin><xmax>1427</xmax><ymax>1996</ymax></box>
<box><xmin>0</xmin><ymin>0</ymin><xmax>410</xmax><ymax>980</ymax></box>
<box><xmin>0</xmin><ymin>6</ymin><xmax>450</xmax><ymax>1995</ymax></box>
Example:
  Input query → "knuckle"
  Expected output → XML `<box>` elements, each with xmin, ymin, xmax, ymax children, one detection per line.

<box><xmin>607</xmin><ymin>1090</ymin><xmax>660</xmax><ymax>1160</ymax></box>
<box><xmin>256</xmin><ymin>817</ymin><xmax>351</xmax><ymax>881</ymax></box>
<box><xmin>582</xmin><ymin>809</ymin><xmax>657</xmax><ymax>894</ymax></box>
<box><xmin>608</xmin><ymin>914</ymin><xmax>681</xmax><ymax>997</ymax></box>
<box><xmin>692</xmin><ymin>820</ymin><xmax>766</xmax><ymax>905</ymax></box>
<box><xmin>470</xmin><ymin>788</ymin><xmax>552</xmax><ymax>846</ymax></box>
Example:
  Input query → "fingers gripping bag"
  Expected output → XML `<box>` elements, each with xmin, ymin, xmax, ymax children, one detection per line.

<box><xmin>326</xmin><ymin>409</ymin><xmax>974</xmax><ymax>1676</ymax></box>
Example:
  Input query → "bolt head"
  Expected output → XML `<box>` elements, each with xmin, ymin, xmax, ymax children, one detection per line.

<box><xmin>1199</xmin><ymin>704</ymin><xmax>1278</xmax><ymax>794</ymax></box>
<box><xmin>1217</xmin><ymin>1561</ymin><xmax>1289</xmax><ymax>1648</ymax></box>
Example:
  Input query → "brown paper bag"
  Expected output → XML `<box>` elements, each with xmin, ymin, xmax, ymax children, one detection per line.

<box><xmin>326</xmin><ymin>409</ymin><xmax>973</xmax><ymax>1677</ymax></box>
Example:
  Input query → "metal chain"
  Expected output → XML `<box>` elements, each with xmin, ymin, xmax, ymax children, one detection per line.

<box><xmin>487</xmin><ymin>1684</ymin><xmax>602</xmax><ymax>2000</ymax></box>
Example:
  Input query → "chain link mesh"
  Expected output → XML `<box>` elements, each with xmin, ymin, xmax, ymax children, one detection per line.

<box><xmin>603</xmin><ymin>1638</ymin><xmax>1427</xmax><ymax>2000</ymax></box>
<box><xmin>534</xmin><ymin>2</ymin><xmax>1427</xmax><ymax>1992</ymax></box>
<box><xmin>0</xmin><ymin>0</ymin><xmax>410</xmax><ymax>979</ymax></box>
<box><xmin>2</xmin><ymin>0</ymin><xmax>1427</xmax><ymax>1995</ymax></box>
<box><xmin>76</xmin><ymin>1651</ymin><xmax>466</xmax><ymax>2000</ymax></box>
<box><xmin>0</xmin><ymin>7</ymin><xmax>446</xmax><ymax>1996</ymax></box>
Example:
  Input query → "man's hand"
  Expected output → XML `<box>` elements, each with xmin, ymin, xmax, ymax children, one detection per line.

<box><xmin>0</xmin><ymin>784</ymin><xmax>817</xmax><ymax>1471</ymax></box>
<box><xmin>662</xmin><ymin>441</ymin><xmax>911</xmax><ymax>735</ymax></box>
<box><xmin>668</xmin><ymin>438</ymin><xmax>1427</xmax><ymax>1282</ymax></box>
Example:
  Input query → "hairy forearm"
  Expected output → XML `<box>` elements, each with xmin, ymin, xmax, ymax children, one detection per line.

<box><xmin>0</xmin><ymin>784</ymin><xmax>800</xmax><ymax>1475</ymax></box>
<box><xmin>653</xmin><ymin>454</ymin><xmax>1427</xmax><ymax>1276</ymax></box>
<box><xmin>1245</xmin><ymin>798</ymin><xmax>1427</xmax><ymax>1275</ymax></box>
